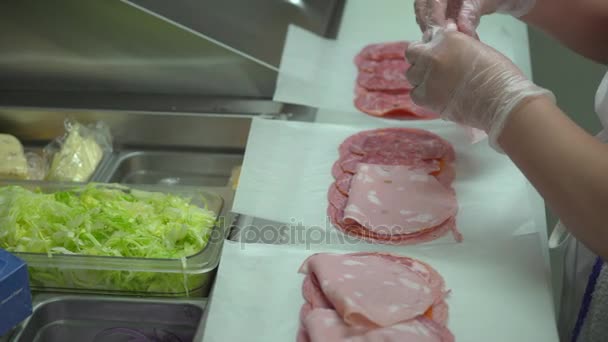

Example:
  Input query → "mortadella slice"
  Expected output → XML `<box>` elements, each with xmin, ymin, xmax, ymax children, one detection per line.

<box><xmin>343</xmin><ymin>164</ymin><xmax>458</xmax><ymax>235</ymax></box>
<box><xmin>304</xmin><ymin>309</ymin><xmax>454</xmax><ymax>342</ymax></box>
<box><xmin>299</xmin><ymin>253</ymin><xmax>445</xmax><ymax>328</ymax></box>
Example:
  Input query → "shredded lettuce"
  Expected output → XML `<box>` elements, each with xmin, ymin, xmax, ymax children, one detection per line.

<box><xmin>0</xmin><ymin>185</ymin><xmax>217</xmax><ymax>294</ymax></box>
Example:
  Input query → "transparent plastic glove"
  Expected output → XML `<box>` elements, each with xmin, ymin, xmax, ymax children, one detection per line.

<box><xmin>414</xmin><ymin>0</ymin><xmax>536</xmax><ymax>37</ymax></box>
<box><xmin>405</xmin><ymin>28</ymin><xmax>554</xmax><ymax>152</ymax></box>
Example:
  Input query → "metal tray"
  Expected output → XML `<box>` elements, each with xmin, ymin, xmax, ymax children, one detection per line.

<box><xmin>98</xmin><ymin>150</ymin><xmax>243</xmax><ymax>187</ymax></box>
<box><xmin>10</xmin><ymin>295</ymin><xmax>205</xmax><ymax>342</ymax></box>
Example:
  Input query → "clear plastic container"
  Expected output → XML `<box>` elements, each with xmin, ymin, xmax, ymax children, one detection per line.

<box><xmin>0</xmin><ymin>181</ymin><xmax>225</xmax><ymax>297</ymax></box>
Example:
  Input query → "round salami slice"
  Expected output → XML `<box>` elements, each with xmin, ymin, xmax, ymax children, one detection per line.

<box><xmin>327</xmin><ymin>183</ymin><xmax>348</xmax><ymax>211</ymax></box>
<box><xmin>357</xmin><ymin>128</ymin><xmax>455</xmax><ymax>162</ymax></box>
<box><xmin>354</xmin><ymin>41</ymin><xmax>408</xmax><ymax>65</ymax></box>
<box><xmin>334</xmin><ymin>173</ymin><xmax>352</xmax><ymax>196</ymax></box>
<box><xmin>331</xmin><ymin>160</ymin><xmax>344</xmax><ymax>180</ymax></box>
<box><xmin>354</xmin><ymin>87</ymin><xmax>439</xmax><ymax>119</ymax></box>
<box><xmin>356</xmin><ymin>60</ymin><xmax>412</xmax><ymax>91</ymax></box>
<box><xmin>337</xmin><ymin>128</ymin><xmax>454</xmax><ymax>176</ymax></box>
<box><xmin>338</xmin><ymin>132</ymin><xmax>368</xmax><ymax>156</ymax></box>
<box><xmin>357</xmin><ymin>58</ymin><xmax>408</xmax><ymax>73</ymax></box>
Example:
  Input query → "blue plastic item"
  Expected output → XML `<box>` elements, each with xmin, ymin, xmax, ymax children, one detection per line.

<box><xmin>0</xmin><ymin>248</ymin><xmax>32</xmax><ymax>337</ymax></box>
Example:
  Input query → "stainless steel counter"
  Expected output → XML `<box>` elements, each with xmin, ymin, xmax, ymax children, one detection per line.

<box><xmin>0</xmin><ymin>101</ymin><xmax>311</xmax><ymax>340</ymax></box>
<box><xmin>0</xmin><ymin>0</ymin><xmax>344</xmax><ymax>99</ymax></box>
<box><xmin>7</xmin><ymin>294</ymin><xmax>207</xmax><ymax>342</ymax></box>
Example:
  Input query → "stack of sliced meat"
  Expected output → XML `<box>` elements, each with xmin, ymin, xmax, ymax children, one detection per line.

<box><xmin>328</xmin><ymin>128</ymin><xmax>461</xmax><ymax>244</ymax></box>
<box><xmin>297</xmin><ymin>252</ymin><xmax>454</xmax><ymax>342</ymax></box>
<box><xmin>354</xmin><ymin>41</ymin><xmax>439</xmax><ymax>119</ymax></box>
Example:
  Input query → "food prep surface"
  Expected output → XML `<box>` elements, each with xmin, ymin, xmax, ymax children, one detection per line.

<box><xmin>0</xmin><ymin>0</ymin><xmax>549</xmax><ymax>341</ymax></box>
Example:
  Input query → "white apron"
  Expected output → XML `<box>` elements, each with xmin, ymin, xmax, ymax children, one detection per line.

<box><xmin>553</xmin><ymin>71</ymin><xmax>608</xmax><ymax>342</ymax></box>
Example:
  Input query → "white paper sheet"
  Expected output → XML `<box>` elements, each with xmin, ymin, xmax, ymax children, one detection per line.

<box><xmin>233</xmin><ymin>118</ymin><xmax>543</xmax><ymax>249</ymax></box>
<box><xmin>274</xmin><ymin>0</ymin><xmax>532</xmax><ymax>117</ymax></box>
<box><xmin>202</xmin><ymin>235</ymin><xmax>558</xmax><ymax>342</ymax></box>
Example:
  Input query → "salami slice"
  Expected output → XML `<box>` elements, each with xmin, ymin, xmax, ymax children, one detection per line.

<box><xmin>357</xmin><ymin>58</ymin><xmax>408</xmax><ymax>73</ymax></box>
<box><xmin>354</xmin><ymin>86</ymin><xmax>439</xmax><ymax>119</ymax></box>
<box><xmin>354</xmin><ymin>41</ymin><xmax>408</xmax><ymax>65</ymax></box>
<box><xmin>338</xmin><ymin>132</ymin><xmax>368</xmax><ymax>156</ymax></box>
<box><xmin>336</xmin><ymin>128</ymin><xmax>453</xmax><ymax>175</ymax></box>
<box><xmin>334</xmin><ymin>173</ymin><xmax>351</xmax><ymax>196</ymax></box>
<box><xmin>331</xmin><ymin>160</ymin><xmax>343</xmax><ymax>179</ymax></box>
<box><xmin>353</xmin><ymin>41</ymin><xmax>440</xmax><ymax>120</ymax></box>
<box><xmin>356</xmin><ymin>128</ymin><xmax>455</xmax><ymax>161</ymax></box>
<box><xmin>356</xmin><ymin>60</ymin><xmax>412</xmax><ymax>91</ymax></box>
<box><xmin>327</xmin><ymin>183</ymin><xmax>348</xmax><ymax>211</ymax></box>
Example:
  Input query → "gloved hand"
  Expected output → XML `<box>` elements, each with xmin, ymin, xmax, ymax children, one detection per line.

<box><xmin>414</xmin><ymin>0</ymin><xmax>537</xmax><ymax>37</ymax></box>
<box><xmin>405</xmin><ymin>28</ymin><xmax>554</xmax><ymax>151</ymax></box>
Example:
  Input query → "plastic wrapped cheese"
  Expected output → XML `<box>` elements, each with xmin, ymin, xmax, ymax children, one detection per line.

<box><xmin>45</xmin><ymin>120</ymin><xmax>112</xmax><ymax>182</ymax></box>
<box><xmin>0</xmin><ymin>134</ymin><xmax>28</xmax><ymax>180</ymax></box>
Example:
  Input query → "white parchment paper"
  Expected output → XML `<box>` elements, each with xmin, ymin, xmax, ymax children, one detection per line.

<box><xmin>202</xmin><ymin>235</ymin><xmax>557</xmax><ymax>342</ymax></box>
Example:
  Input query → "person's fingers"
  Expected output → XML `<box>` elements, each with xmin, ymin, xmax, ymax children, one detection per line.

<box><xmin>422</xmin><ymin>29</ymin><xmax>433</xmax><ymax>42</ymax></box>
<box><xmin>414</xmin><ymin>0</ymin><xmax>449</xmax><ymax>33</ymax></box>
<box><xmin>414</xmin><ymin>0</ymin><xmax>429</xmax><ymax>33</ymax></box>
<box><xmin>410</xmin><ymin>84</ymin><xmax>428</xmax><ymax>107</ymax></box>
<box><xmin>405</xmin><ymin>52</ymin><xmax>431</xmax><ymax>88</ymax></box>
<box><xmin>457</xmin><ymin>4</ymin><xmax>482</xmax><ymax>37</ymax></box>
<box><xmin>404</xmin><ymin>41</ymin><xmax>425</xmax><ymax>65</ymax></box>
<box><xmin>428</xmin><ymin>0</ymin><xmax>449</xmax><ymax>28</ymax></box>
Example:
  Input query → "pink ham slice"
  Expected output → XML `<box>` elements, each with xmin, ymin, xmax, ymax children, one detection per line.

<box><xmin>300</xmin><ymin>258</ymin><xmax>449</xmax><ymax>326</ymax></box>
<box><xmin>302</xmin><ymin>274</ymin><xmax>333</xmax><ymax>312</ymax></box>
<box><xmin>298</xmin><ymin>253</ymin><xmax>446</xmax><ymax>328</ymax></box>
<box><xmin>328</xmin><ymin>204</ymin><xmax>459</xmax><ymax>245</ymax></box>
<box><xmin>343</xmin><ymin>164</ymin><xmax>458</xmax><ymax>235</ymax></box>
<box><xmin>297</xmin><ymin>252</ymin><xmax>454</xmax><ymax>342</ymax></box>
<box><xmin>304</xmin><ymin>309</ymin><xmax>454</xmax><ymax>342</ymax></box>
